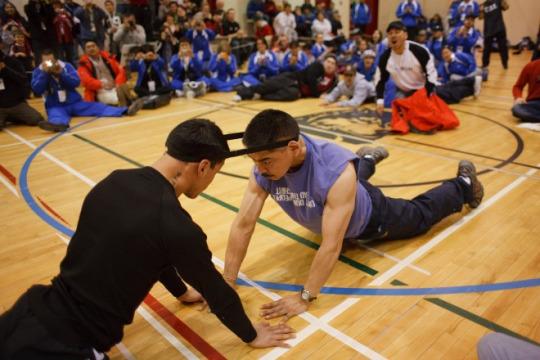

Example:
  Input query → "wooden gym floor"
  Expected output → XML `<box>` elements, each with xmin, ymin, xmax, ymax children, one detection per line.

<box><xmin>1</xmin><ymin>51</ymin><xmax>539</xmax><ymax>359</ymax></box>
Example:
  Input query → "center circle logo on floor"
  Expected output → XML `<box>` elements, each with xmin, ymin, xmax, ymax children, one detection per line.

<box><xmin>295</xmin><ymin>109</ymin><xmax>391</xmax><ymax>143</ymax></box>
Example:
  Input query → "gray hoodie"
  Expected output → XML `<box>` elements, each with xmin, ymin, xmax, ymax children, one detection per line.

<box><xmin>324</xmin><ymin>73</ymin><xmax>376</xmax><ymax>107</ymax></box>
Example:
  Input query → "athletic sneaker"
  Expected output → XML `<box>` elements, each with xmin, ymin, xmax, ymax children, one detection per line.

<box><xmin>474</xmin><ymin>75</ymin><xmax>482</xmax><ymax>98</ymax></box>
<box><xmin>186</xmin><ymin>90</ymin><xmax>195</xmax><ymax>99</ymax></box>
<box><xmin>126</xmin><ymin>98</ymin><xmax>145</xmax><ymax>116</ymax></box>
<box><xmin>175</xmin><ymin>90</ymin><xmax>184</xmax><ymax>97</ymax></box>
<box><xmin>356</xmin><ymin>146</ymin><xmax>389</xmax><ymax>164</ymax></box>
<box><xmin>457</xmin><ymin>160</ymin><xmax>484</xmax><ymax>208</ymax></box>
<box><xmin>38</xmin><ymin>121</ymin><xmax>69</xmax><ymax>132</ymax></box>
<box><xmin>232</xmin><ymin>94</ymin><xmax>242</xmax><ymax>102</ymax></box>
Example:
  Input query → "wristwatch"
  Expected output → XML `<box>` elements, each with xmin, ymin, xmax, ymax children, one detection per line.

<box><xmin>300</xmin><ymin>288</ymin><xmax>317</xmax><ymax>302</ymax></box>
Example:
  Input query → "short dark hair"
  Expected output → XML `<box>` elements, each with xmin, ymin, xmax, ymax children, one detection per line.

<box><xmin>243</xmin><ymin>110</ymin><xmax>299</xmax><ymax>148</ymax></box>
<box><xmin>179</xmin><ymin>37</ymin><xmax>190</xmax><ymax>44</ymax></box>
<box><xmin>166</xmin><ymin>119</ymin><xmax>229</xmax><ymax>165</ymax></box>
<box><xmin>41</xmin><ymin>48</ymin><xmax>55</xmax><ymax>57</ymax></box>
<box><xmin>386</xmin><ymin>20</ymin><xmax>406</xmax><ymax>33</ymax></box>
<box><xmin>465</xmin><ymin>14</ymin><xmax>476</xmax><ymax>20</ymax></box>
<box><xmin>140</xmin><ymin>44</ymin><xmax>155</xmax><ymax>53</ymax></box>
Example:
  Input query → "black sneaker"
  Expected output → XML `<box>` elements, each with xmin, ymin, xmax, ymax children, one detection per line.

<box><xmin>356</xmin><ymin>146</ymin><xmax>389</xmax><ymax>164</ymax></box>
<box><xmin>457</xmin><ymin>160</ymin><xmax>484</xmax><ymax>208</ymax></box>
<box><xmin>126</xmin><ymin>98</ymin><xmax>145</xmax><ymax>116</ymax></box>
<box><xmin>38</xmin><ymin>121</ymin><xmax>69</xmax><ymax>132</ymax></box>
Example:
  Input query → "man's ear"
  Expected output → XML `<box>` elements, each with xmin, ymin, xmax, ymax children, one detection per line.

<box><xmin>198</xmin><ymin>159</ymin><xmax>211</xmax><ymax>175</ymax></box>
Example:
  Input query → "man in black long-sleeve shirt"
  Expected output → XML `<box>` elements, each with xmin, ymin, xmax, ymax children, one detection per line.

<box><xmin>0</xmin><ymin>49</ymin><xmax>44</xmax><ymax>130</ymax></box>
<box><xmin>233</xmin><ymin>55</ymin><xmax>338</xmax><ymax>101</ymax></box>
<box><xmin>0</xmin><ymin>119</ymin><xmax>294</xmax><ymax>358</ymax></box>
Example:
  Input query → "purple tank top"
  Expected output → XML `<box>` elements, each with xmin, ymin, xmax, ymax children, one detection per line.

<box><xmin>254</xmin><ymin>134</ymin><xmax>372</xmax><ymax>238</ymax></box>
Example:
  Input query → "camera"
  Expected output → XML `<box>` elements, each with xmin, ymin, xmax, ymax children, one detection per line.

<box><xmin>45</xmin><ymin>60</ymin><xmax>54</xmax><ymax>67</ymax></box>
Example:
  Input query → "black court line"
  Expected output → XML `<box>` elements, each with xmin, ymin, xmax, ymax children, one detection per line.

<box><xmin>393</xmin><ymin>280</ymin><xmax>539</xmax><ymax>346</ymax></box>
<box><xmin>425</xmin><ymin>298</ymin><xmax>540</xmax><ymax>347</ymax></box>
<box><xmin>395</xmin><ymin>138</ymin><xmax>540</xmax><ymax>170</ymax></box>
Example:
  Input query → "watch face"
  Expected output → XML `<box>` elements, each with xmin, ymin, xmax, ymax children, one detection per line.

<box><xmin>301</xmin><ymin>289</ymin><xmax>310</xmax><ymax>301</ymax></box>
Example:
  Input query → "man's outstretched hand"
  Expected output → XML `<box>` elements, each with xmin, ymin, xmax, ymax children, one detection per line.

<box><xmin>249</xmin><ymin>322</ymin><xmax>295</xmax><ymax>348</ymax></box>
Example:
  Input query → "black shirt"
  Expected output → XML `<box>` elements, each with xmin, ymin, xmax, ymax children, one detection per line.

<box><xmin>221</xmin><ymin>19</ymin><xmax>240</xmax><ymax>35</ymax></box>
<box><xmin>28</xmin><ymin>167</ymin><xmax>257</xmax><ymax>351</ymax></box>
<box><xmin>0</xmin><ymin>56</ymin><xmax>29</xmax><ymax>108</ymax></box>
<box><xmin>482</xmin><ymin>0</ymin><xmax>506</xmax><ymax>37</ymax></box>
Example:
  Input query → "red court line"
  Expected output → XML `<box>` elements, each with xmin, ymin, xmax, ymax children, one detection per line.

<box><xmin>144</xmin><ymin>294</ymin><xmax>227</xmax><ymax>360</ymax></box>
<box><xmin>0</xmin><ymin>164</ymin><xmax>17</xmax><ymax>185</ymax></box>
<box><xmin>36</xmin><ymin>196</ymin><xmax>72</xmax><ymax>226</ymax></box>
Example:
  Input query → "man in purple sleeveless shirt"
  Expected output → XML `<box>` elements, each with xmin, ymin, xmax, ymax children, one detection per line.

<box><xmin>224</xmin><ymin>109</ymin><xmax>484</xmax><ymax>320</ymax></box>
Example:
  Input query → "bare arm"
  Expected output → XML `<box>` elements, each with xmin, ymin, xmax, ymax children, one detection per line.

<box><xmin>259</xmin><ymin>163</ymin><xmax>357</xmax><ymax>321</ymax></box>
<box><xmin>303</xmin><ymin>162</ymin><xmax>356</xmax><ymax>296</ymax></box>
<box><xmin>501</xmin><ymin>0</ymin><xmax>509</xmax><ymax>11</ymax></box>
<box><xmin>224</xmin><ymin>171</ymin><xmax>268</xmax><ymax>284</ymax></box>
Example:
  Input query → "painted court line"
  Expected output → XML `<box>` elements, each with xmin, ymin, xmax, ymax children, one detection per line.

<box><xmin>359</xmin><ymin>244</ymin><xmax>431</xmax><ymax>276</ymax></box>
<box><xmin>370</xmin><ymin>165</ymin><xmax>540</xmax><ymax>286</ymax></box>
<box><xmin>0</xmin><ymin>106</ymin><xmax>215</xmax><ymax>149</ymax></box>
<box><xmin>211</xmin><ymin>257</ymin><xmax>386</xmax><ymax>360</ymax></box>
<box><xmin>5</xmin><ymin>129</ymin><xmax>96</xmax><ymax>187</ymax></box>
<box><xmin>0</xmin><ymin>173</ymin><xmax>19</xmax><ymax>198</ymax></box>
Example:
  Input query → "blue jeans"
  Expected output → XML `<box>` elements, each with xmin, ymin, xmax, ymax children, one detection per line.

<box><xmin>357</xmin><ymin>158</ymin><xmax>468</xmax><ymax>240</ymax></box>
<box><xmin>47</xmin><ymin>101</ymin><xmax>127</xmax><ymax>126</ymax></box>
<box><xmin>512</xmin><ymin>99</ymin><xmax>540</xmax><ymax>122</ymax></box>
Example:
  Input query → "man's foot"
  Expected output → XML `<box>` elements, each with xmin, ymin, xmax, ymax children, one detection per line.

<box><xmin>474</xmin><ymin>75</ymin><xmax>482</xmax><ymax>98</ymax></box>
<box><xmin>175</xmin><ymin>90</ymin><xmax>184</xmax><ymax>97</ymax></box>
<box><xmin>481</xmin><ymin>67</ymin><xmax>489</xmax><ymax>82</ymax></box>
<box><xmin>356</xmin><ymin>146</ymin><xmax>389</xmax><ymax>164</ymax></box>
<box><xmin>232</xmin><ymin>94</ymin><xmax>242</xmax><ymax>102</ymax></box>
<box><xmin>126</xmin><ymin>98</ymin><xmax>145</xmax><ymax>116</ymax></box>
<box><xmin>253</xmin><ymin>93</ymin><xmax>261</xmax><ymax>100</ymax></box>
<box><xmin>186</xmin><ymin>90</ymin><xmax>195</xmax><ymax>99</ymax></box>
<box><xmin>38</xmin><ymin>121</ymin><xmax>69</xmax><ymax>132</ymax></box>
<box><xmin>457</xmin><ymin>160</ymin><xmax>484</xmax><ymax>208</ymax></box>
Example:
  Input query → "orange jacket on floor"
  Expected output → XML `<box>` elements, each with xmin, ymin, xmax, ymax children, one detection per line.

<box><xmin>391</xmin><ymin>88</ymin><xmax>460</xmax><ymax>134</ymax></box>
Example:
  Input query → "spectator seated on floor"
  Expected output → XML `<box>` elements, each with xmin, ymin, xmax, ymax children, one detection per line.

<box><xmin>427</xmin><ymin>24</ymin><xmax>446</xmax><ymax>65</ymax></box>
<box><xmin>185</xmin><ymin>19</ymin><xmax>215</xmax><ymax>68</ymax></box>
<box><xmin>241</xmin><ymin>37</ymin><xmax>279</xmax><ymax>86</ymax></box>
<box><xmin>321</xmin><ymin>64</ymin><xmax>375</xmax><ymax>108</ymax></box>
<box><xmin>130</xmin><ymin>44</ymin><xmax>172</xmax><ymax>98</ymax></box>
<box><xmin>207</xmin><ymin>40</ymin><xmax>241</xmax><ymax>92</ymax></box>
<box><xmin>311</xmin><ymin>33</ymin><xmax>331</xmax><ymax>61</ymax></box>
<box><xmin>0</xmin><ymin>49</ymin><xmax>44</xmax><ymax>130</ymax></box>
<box><xmin>112</xmin><ymin>13</ymin><xmax>146</xmax><ymax>65</ymax></box>
<box><xmin>78</xmin><ymin>40</ymin><xmax>137</xmax><ymax>107</ymax></box>
<box><xmin>447</xmin><ymin>14</ymin><xmax>480</xmax><ymax>55</ymax></box>
<box><xmin>280</xmin><ymin>41</ymin><xmax>308</xmax><ymax>73</ymax></box>
<box><xmin>512</xmin><ymin>59</ymin><xmax>540</xmax><ymax>123</ymax></box>
<box><xmin>356</xmin><ymin>49</ymin><xmax>378</xmax><ymax>83</ymax></box>
<box><xmin>234</xmin><ymin>54</ymin><xmax>338</xmax><ymax>102</ymax></box>
<box><xmin>434</xmin><ymin>47</ymin><xmax>482</xmax><ymax>104</ymax></box>
<box><xmin>32</xmin><ymin>49</ymin><xmax>143</xmax><ymax>132</ymax></box>
<box><xmin>170</xmin><ymin>38</ymin><xmax>206</xmax><ymax>98</ymax></box>
<box><xmin>8</xmin><ymin>31</ymin><xmax>33</xmax><ymax>72</ymax></box>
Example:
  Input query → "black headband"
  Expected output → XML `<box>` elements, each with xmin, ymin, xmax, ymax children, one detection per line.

<box><xmin>167</xmin><ymin>132</ymin><xmax>299</xmax><ymax>162</ymax></box>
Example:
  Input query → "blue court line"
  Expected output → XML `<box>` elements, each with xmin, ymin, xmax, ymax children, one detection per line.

<box><xmin>19</xmin><ymin>118</ymin><xmax>98</xmax><ymax>239</ymax></box>
<box><xmin>18</xmin><ymin>118</ymin><xmax>540</xmax><ymax>297</ymax></box>
<box><xmin>236</xmin><ymin>278</ymin><xmax>540</xmax><ymax>296</ymax></box>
